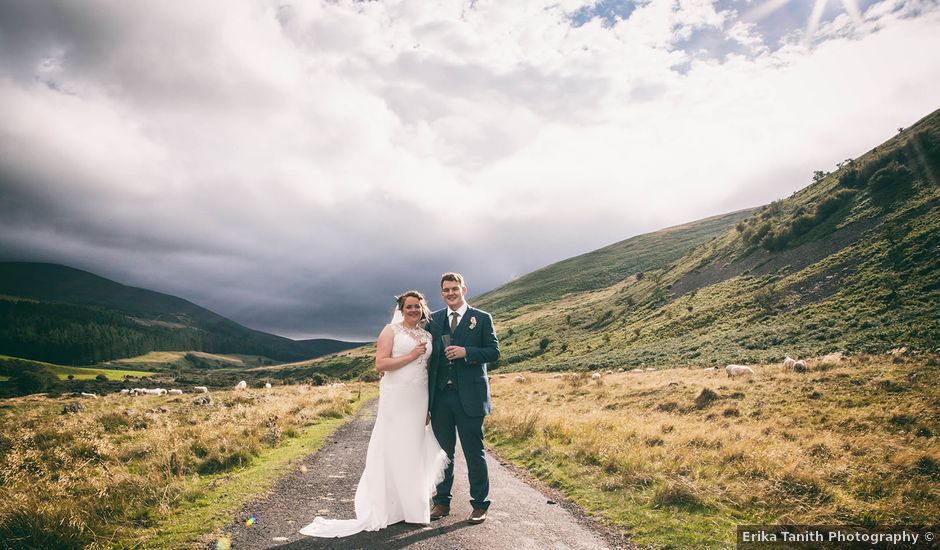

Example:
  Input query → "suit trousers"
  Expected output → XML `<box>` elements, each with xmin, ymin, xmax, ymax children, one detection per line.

<box><xmin>430</xmin><ymin>385</ymin><xmax>490</xmax><ymax>509</ymax></box>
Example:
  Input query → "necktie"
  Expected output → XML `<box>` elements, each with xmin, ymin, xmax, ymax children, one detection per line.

<box><xmin>450</xmin><ymin>311</ymin><xmax>459</xmax><ymax>333</ymax></box>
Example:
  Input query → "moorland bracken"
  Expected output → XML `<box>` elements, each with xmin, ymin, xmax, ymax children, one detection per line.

<box><xmin>0</xmin><ymin>384</ymin><xmax>364</xmax><ymax>548</ymax></box>
<box><xmin>486</xmin><ymin>354</ymin><xmax>940</xmax><ymax>548</ymax></box>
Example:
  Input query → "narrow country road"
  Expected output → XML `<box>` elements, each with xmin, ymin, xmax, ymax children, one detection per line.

<box><xmin>218</xmin><ymin>399</ymin><xmax>630</xmax><ymax>549</ymax></box>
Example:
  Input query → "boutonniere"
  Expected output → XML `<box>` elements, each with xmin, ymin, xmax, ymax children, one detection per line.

<box><xmin>469</xmin><ymin>316</ymin><xmax>477</xmax><ymax>330</ymax></box>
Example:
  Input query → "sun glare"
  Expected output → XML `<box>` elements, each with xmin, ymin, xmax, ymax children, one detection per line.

<box><xmin>746</xmin><ymin>0</ymin><xmax>864</xmax><ymax>45</ymax></box>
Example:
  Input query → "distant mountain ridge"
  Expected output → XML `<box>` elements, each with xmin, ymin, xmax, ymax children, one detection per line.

<box><xmin>0</xmin><ymin>263</ymin><xmax>363</xmax><ymax>365</ymax></box>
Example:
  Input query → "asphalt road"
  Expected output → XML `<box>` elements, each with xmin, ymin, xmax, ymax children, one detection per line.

<box><xmin>219</xmin><ymin>399</ymin><xmax>628</xmax><ymax>549</ymax></box>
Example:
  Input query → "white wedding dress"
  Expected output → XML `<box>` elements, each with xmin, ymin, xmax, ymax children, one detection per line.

<box><xmin>299</xmin><ymin>322</ymin><xmax>449</xmax><ymax>538</ymax></box>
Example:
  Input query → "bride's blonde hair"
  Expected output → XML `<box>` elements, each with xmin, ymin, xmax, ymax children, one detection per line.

<box><xmin>395</xmin><ymin>290</ymin><xmax>431</xmax><ymax>324</ymax></box>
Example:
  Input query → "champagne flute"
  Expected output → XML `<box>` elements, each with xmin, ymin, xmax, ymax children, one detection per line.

<box><xmin>441</xmin><ymin>334</ymin><xmax>453</xmax><ymax>365</ymax></box>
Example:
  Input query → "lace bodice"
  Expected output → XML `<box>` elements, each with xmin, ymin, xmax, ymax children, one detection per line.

<box><xmin>383</xmin><ymin>322</ymin><xmax>432</xmax><ymax>388</ymax></box>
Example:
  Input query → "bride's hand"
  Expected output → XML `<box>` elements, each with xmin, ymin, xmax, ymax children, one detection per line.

<box><xmin>410</xmin><ymin>342</ymin><xmax>428</xmax><ymax>359</ymax></box>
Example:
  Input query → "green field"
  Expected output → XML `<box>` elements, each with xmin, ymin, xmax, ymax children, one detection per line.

<box><xmin>0</xmin><ymin>355</ymin><xmax>155</xmax><ymax>380</ymax></box>
<box><xmin>106</xmin><ymin>350</ymin><xmax>278</xmax><ymax>370</ymax></box>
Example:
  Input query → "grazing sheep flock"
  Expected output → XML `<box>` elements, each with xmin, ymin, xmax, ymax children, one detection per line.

<box><xmin>121</xmin><ymin>386</ymin><xmax>206</xmax><ymax>397</ymax></box>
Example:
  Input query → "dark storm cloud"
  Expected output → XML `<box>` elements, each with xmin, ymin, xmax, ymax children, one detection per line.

<box><xmin>1</xmin><ymin>0</ymin><xmax>937</xmax><ymax>342</ymax></box>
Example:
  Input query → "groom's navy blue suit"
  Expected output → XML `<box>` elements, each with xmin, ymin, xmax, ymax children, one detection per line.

<box><xmin>426</xmin><ymin>305</ymin><xmax>500</xmax><ymax>510</ymax></box>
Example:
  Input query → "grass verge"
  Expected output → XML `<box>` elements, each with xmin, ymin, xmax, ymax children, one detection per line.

<box><xmin>139</xmin><ymin>389</ymin><xmax>377</xmax><ymax>549</ymax></box>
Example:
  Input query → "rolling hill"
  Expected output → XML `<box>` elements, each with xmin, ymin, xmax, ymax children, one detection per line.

<box><xmin>475</xmin><ymin>208</ymin><xmax>757</xmax><ymax>313</ymax></box>
<box><xmin>474</xmin><ymin>107</ymin><xmax>940</xmax><ymax>371</ymax></box>
<box><xmin>0</xmin><ymin>263</ymin><xmax>364</xmax><ymax>365</ymax></box>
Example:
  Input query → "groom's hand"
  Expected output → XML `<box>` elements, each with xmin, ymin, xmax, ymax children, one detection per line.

<box><xmin>444</xmin><ymin>346</ymin><xmax>466</xmax><ymax>361</ymax></box>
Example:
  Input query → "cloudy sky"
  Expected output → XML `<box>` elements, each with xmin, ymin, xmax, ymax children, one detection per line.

<box><xmin>0</xmin><ymin>0</ymin><xmax>938</xmax><ymax>341</ymax></box>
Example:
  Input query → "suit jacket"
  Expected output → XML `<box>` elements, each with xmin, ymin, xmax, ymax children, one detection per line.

<box><xmin>426</xmin><ymin>305</ymin><xmax>500</xmax><ymax>417</ymax></box>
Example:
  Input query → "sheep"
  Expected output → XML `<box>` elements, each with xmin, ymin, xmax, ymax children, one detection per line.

<box><xmin>783</xmin><ymin>356</ymin><xmax>796</xmax><ymax>369</ymax></box>
<box><xmin>591</xmin><ymin>373</ymin><xmax>602</xmax><ymax>380</ymax></box>
<box><xmin>645</xmin><ymin>368</ymin><xmax>655</xmax><ymax>372</ymax></box>
<box><xmin>168</xmin><ymin>389</ymin><xmax>184</xmax><ymax>395</ymax></box>
<box><xmin>119</xmin><ymin>389</ymin><xmax>130</xmax><ymax>395</ymax></box>
<box><xmin>80</xmin><ymin>392</ymin><xmax>98</xmax><ymax>399</ymax></box>
<box><xmin>703</xmin><ymin>367</ymin><xmax>717</xmax><ymax>373</ymax></box>
<box><xmin>264</xmin><ymin>383</ymin><xmax>272</xmax><ymax>389</ymax></box>
<box><xmin>617</xmin><ymin>368</ymin><xmax>625</xmax><ymax>373</ymax></box>
<box><xmin>726</xmin><ymin>364</ymin><xmax>754</xmax><ymax>377</ymax></box>
<box><xmin>193</xmin><ymin>386</ymin><xmax>209</xmax><ymax>393</ymax></box>
<box><xmin>235</xmin><ymin>380</ymin><xmax>247</xmax><ymax>390</ymax></box>
<box><xmin>514</xmin><ymin>374</ymin><xmax>527</xmax><ymax>383</ymax></box>
<box><xmin>631</xmin><ymin>368</ymin><xmax>644</xmax><ymax>373</ymax></box>
<box><xmin>793</xmin><ymin>360</ymin><xmax>807</xmax><ymax>373</ymax></box>
<box><xmin>156</xmin><ymin>388</ymin><xmax>168</xmax><ymax>396</ymax></box>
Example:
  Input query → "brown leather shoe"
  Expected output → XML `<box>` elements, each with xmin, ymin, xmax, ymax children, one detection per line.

<box><xmin>468</xmin><ymin>507</ymin><xmax>487</xmax><ymax>524</ymax></box>
<box><xmin>430</xmin><ymin>503</ymin><xmax>450</xmax><ymax>520</ymax></box>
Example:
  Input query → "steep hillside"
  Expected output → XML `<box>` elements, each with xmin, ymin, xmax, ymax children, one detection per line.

<box><xmin>475</xmin><ymin>208</ymin><xmax>757</xmax><ymax>314</ymax></box>
<box><xmin>0</xmin><ymin>263</ymin><xmax>364</xmax><ymax>365</ymax></box>
<box><xmin>483</xmin><ymin>108</ymin><xmax>940</xmax><ymax>371</ymax></box>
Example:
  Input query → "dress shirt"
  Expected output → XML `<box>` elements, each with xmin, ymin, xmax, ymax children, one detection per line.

<box><xmin>447</xmin><ymin>302</ymin><xmax>469</xmax><ymax>331</ymax></box>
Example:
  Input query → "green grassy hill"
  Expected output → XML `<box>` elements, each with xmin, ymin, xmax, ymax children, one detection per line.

<box><xmin>0</xmin><ymin>263</ymin><xmax>364</xmax><ymax>365</ymax></box>
<box><xmin>475</xmin><ymin>208</ymin><xmax>757</xmax><ymax>314</ymax></box>
<box><xmin>481</xmin><ymin>108</ymin><xmax>940</xmax><ymax>371</ymax></box>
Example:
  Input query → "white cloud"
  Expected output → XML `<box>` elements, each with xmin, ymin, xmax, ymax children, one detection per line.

<box><xmin>0</xmin><ymin>0</ymin><xmax>938</xmax><ymax>338</ymax></box>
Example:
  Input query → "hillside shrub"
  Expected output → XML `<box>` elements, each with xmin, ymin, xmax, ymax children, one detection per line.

<box><xmin>815</xmin><ymin>188</ymin><xmax>856</xmax><ymax>218</ymax></box>
<box><xmin>745</xmin><ymin>186</ymin><xmax>857</xmax><ymax>251</ymax></box>
<box><xmin>12</xmin><ymin>367</ymin><xmax>59</xmax><ymax>395</ymax></box>
<box><xmin>838</xmin><ymin>168</ymin><xmax>863</xmax><ymax>188</ymax></box>
<box><xmin>869</xmin><ymin>161</ymin><xmax>913</xmax><ymax>202</ymax></box>
<box><xmin>539</xmin><ymin>337</ymin><xmax>551</xmax><ymax>352</ymax></box>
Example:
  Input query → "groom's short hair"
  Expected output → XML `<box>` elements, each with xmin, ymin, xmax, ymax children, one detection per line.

<box><xmin>441</xmin><ymin>272</ymin><xmax>465</xmax><ymax>288</ymax></box>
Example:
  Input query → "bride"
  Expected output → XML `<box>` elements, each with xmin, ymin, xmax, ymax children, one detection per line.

<box><xmin>299</xmin><ymin>290</ymin><xmax>449</xmax><ymax>537</ymax></box>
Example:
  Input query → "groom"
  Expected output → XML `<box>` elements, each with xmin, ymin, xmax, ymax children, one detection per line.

<box><xmin>426</xmin><ymin>272</ymin><xmax>500</xmax><ymax>524</ymax></box>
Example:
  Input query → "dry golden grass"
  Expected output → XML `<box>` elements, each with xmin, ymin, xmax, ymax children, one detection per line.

<box><xmin>487</xmin><ymin>354</ymin><xmax>940</xmax><ymax>548</ymax></box>
<box><xmin>0</xmin><ymin>384</ymin><xmax>367</xmax><ymax>549</ymax></box>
